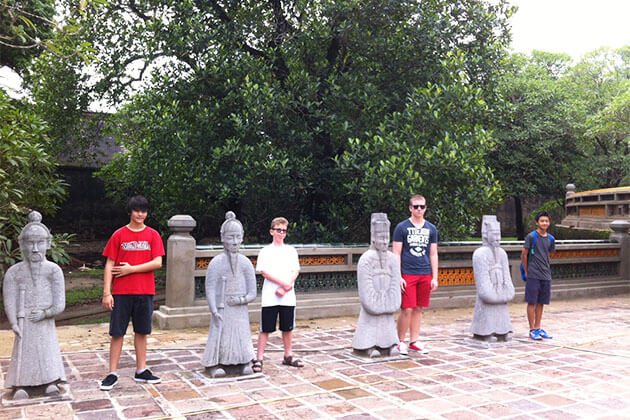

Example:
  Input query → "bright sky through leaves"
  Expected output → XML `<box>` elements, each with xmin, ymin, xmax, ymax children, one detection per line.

<box><xmin>508</xmin><ymin>0</ymin><xmax>630</xmax><ymax>59</ymax></box>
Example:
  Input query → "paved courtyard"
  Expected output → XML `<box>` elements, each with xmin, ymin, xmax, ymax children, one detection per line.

<box><xmin>1</xmin><ymin>295</ymin><xmax>630</xmax><ymax>420</ymax></box>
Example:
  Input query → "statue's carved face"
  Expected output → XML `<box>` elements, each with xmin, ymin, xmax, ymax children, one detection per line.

<box><xmin>372</xmin><ymin>229</ymin><xmax>389</xmax><ymax>252</ymax></box>
<box><xmin>20</xmin><ymin>225</ymin><xmax>50</xmax><ymax>262</ymax></box>
<box><xmin>222</xmin><ymin>223</ymin><xmax>243</xmax><ymax>254</ymax></box>
<box><xmin>487</xmin><ymin>228</ymin><xmax>501</xmax><ymax>248</ymax></box>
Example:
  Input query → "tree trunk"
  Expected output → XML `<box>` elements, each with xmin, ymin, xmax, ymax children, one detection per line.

<box><xmin>515</xmin><ymin>196</ymin><xmax>524</xmax><ymax>240</ymax></box>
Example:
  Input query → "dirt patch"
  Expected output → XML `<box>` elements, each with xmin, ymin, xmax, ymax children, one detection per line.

<box><xmin>67</xmin><ymin>240</ymin><xmax>108</xmax><ymax>263</ymax></box>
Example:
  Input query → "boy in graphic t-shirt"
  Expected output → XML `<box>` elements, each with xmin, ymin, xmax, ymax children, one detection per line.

<box><xmin>99</xmin><ymin>196</ymin><xmax>165</xmax><ymax>390</ymax></box>
<box><xmin>253</xmin><ymin>217</ymin><xmax>301</xmax><ymax>373</ymax></box>
<box><xmin>393</xmin><ymin>194</ymin><xmax>439</xmax><ymax>355</ymax></box>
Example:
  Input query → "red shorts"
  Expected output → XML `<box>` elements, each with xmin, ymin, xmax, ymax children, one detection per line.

<box><xmin>401</xmin><ymin>274</ymin><xmax>432</xmax><ymax>308</ymax></box>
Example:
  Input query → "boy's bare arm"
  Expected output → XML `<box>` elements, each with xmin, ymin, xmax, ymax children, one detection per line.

<box><xmin>103</xmin><ymin>258</ymin><xmax>115</xmax><ymax>310</ymax></box>
<box><xmin>261</xmin><ymin>270</ymin><xmax>293</xmax><ymax>290</ymax></box>
<box><xmin>285</xmin><ymin>270</ymin><xmax>300</xmax><ymax>290</ymax></box>
<box><xmin>392</xmin><ymin>241</ymin><xmax>406</xmax><ymax>291</ymax></box>
<box><xmin>521</xmin><ymin>248</ymin><xmax>529</xmax><ymax>276</ymax></box>
<box><xmin>112</xmin><ymin>256</ymin><xmax>163</xmax><ymax>278</ymax></box>
<box><xmin>430</xmin><ymin>242</ymin><xmax>439</xmax><ymax>291</ymax></box>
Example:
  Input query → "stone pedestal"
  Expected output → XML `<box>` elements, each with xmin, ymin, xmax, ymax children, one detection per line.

<box><xmin>610</xmin><ymin>220</ymin><xmax>630</xmax><ymax>280</ymax></box>
<box><xmin>154</xmin><ymin>215</ymin><xmax>202</xmax><ymax>329</ymax></box>
<box><xmin>165</xmin><ymin>215</ymin><xmax>197</xmax><ymax>308</ymax></box>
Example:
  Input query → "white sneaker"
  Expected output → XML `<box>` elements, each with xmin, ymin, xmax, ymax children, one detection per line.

<box><xmin>409</xmin><ymin>341</ymin><xmax>429</xmax><ymax>354</ymax></box>
<box><xmin>397</xmin><ymin>341</ymin><xmax>408</xmax><ymax>355</ymax></box>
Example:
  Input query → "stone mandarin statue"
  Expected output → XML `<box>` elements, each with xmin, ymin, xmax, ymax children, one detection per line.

<box><xmin>352</xmin><ymin>213</ymin><xmax>402</xmax><ymax>357</ymax></box>
<box><xmin>470</xmin><ymin>215</ymin><xmax>515</xmax><ymax>341</ymax></box>
<box><xmin>202</xmin><ymin>212</ymin><xmax>257</xmax><ymax>377</ymax></box>
<box><xmin>2</xmin><ymin>211</ymin><xmax>66</xmax><ymax>400</ymax></box>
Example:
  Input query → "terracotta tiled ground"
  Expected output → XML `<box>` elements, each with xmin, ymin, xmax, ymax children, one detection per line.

<box><xmin>2</xmin><ymin>296</ymin><xmax>630</xmax><ymax>419</ymax></box>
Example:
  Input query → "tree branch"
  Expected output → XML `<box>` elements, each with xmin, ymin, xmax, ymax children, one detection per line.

<box><xmin>204</xmin><ymin>0</ymin><xmax>231</xmax><ymax>24</ymax></box>
<box><xmin>200</xmin><ymin>0</ymin><xmax>266</xmax><ymax>59</ymax></box>
<box><xmin>1</xmin><ymin>2</ymin><xmax>57</xmax><ymax>27</ymax></box>
<box><xmin>594</xmin><ymin>136</ymin><xmax>609</xmax><ymax>154</ymax></box>
<box><xmin>0</xmin><ymin>39</ymin><xmax>39</xmax><ymax>49</ymax></box>
<box><xmin>127</xmin><ymin>0</ymin><xmax>150</xmax><ymax>21</ymax></box>
<box><xmin>269</xmin><ymin>0</ymin><xmax>294</xmax><ymax>43</ymax></box>
<box><xmin>99</xmin><ymin>53</ymin><xmax>168</xmax><ymax>92</ymax></box>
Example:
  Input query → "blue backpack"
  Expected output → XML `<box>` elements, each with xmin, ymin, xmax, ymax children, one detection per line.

<box><xmin>520</xmin><ymin>231</ymin><xmax>555</xmax><ymax>281</ymax></box>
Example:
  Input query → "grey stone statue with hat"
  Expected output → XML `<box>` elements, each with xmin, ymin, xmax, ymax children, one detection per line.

<box><xmin>2</xmin><ymin>211</ymin><xmax>66</xmax><ymax>400</ymax></box>
<box><xmin>352</xmin><ymin>213</ymin><xmax>402</xmax><ymax>357</ymax></box>
<box><xmin>202</xmin><ymin>212</ymin><xmax>257</xmax><ymax>377</ymax></box>
<box><xmin>470</xmin><ymin>215</ymin><xmax>515</xmax><ymax>341</ymax></box>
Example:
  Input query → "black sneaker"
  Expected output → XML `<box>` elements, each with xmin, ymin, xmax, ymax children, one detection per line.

<box><xmin>100</xmin><ymin>373</ymin><xmax>118</xmax><ymax>390</ymax></box>
<box><xmin>134</xmin><ymin>369</ymin><xmax>161</xmax><ymax>384</ymax></box>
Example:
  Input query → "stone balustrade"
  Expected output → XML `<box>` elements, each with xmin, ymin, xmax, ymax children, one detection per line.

<box><xmin>153</xmin><ymin>215</ymin><xmax>630</xmax><ymax>329</ymax></box>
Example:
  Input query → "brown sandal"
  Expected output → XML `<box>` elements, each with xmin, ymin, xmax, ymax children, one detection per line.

<box><xmin>252</xmin><ymin>359</ymin><xmax>263</xmax><ymax>373</ymax></box>
<box><xmin>282</xmin><ymin>356</ymin><xmax>304</xmax><ymax>368</ymax></box>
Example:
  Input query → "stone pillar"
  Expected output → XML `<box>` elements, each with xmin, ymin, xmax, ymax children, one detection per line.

<box><xmin>565</xmin><ymin>183</ymin><xmax>576</xmax><ymax>198</ymax></box>
<box><xmin>166</xmin><ymin>215</ymin><xmax>197</xmax><ymax>308</ymax></box>
<box><xmin>610</xmin><ymin>220</ymin><xmax>630</xmax><ymax>280</ymax></box>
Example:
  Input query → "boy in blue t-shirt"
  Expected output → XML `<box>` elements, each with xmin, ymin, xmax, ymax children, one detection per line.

<box><xmin>521</xmin><ymin>211</ymin><xmax>555</xmax><ymax>341</ymax></box>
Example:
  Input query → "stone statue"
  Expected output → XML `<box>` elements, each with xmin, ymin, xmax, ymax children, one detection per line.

<box><xmin>2</xmin><ymin>212</ymin><xmax>66</xmax><ymax>400</ymax></box>
<box><xmin>202</xmin><ymin>212</ymin><xmax>257</xmax><ymax>377</ymax></box>
<box><xmin>471</xmin><ymin>215</ymin><xmax>515</xmax><ymax>341</ymax></box>
<box><xmin>352</xmin><ymin>213</ymin><xmax>402</xmax><ymax>357</ymax></box>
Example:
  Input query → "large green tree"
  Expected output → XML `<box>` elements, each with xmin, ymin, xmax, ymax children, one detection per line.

<box><xmin>340</xmin><ymin>52</ymin><xmax>502</xmax><ymax>239</ymax></box>
<box><xmin>42</xmin><ymin>0</ymin><xmax>514</xmax><ymax>241</ymax></box>
<box><xmin>490</xmin><ymin>51</ymin><xmax>581</xmax><ymax>239</ymax></box>
<box><xmin>0</xmin><ymin>90</ymin><xmax>67</xmax><ymax>274</ymax></box>
<box><xmin>565</xmin><ymin>47</ymin><xmax>630</xmax><ymax>189</ymax></box>
<box><xmin>1</xmin><ymin>1</ymin><xmax>99</xmax><ymax>272</ymax></box>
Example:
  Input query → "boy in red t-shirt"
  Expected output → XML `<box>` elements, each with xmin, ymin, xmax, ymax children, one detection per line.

<box><xmin>100</xmin><ymin>196</ymin><xmax>165</xmax><ymax>390</ymax></box>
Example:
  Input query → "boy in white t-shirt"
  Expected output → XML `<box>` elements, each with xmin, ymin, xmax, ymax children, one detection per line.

<box><xmin>253</xmin><ymin>217</ymin><xmax>301</xmax><ymax>373</ymax></box>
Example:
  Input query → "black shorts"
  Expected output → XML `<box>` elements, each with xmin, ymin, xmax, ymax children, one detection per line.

<box><xmin>524</xmin><ymin>278</ymin><xmax>551</xmax><ymax>305</ymax></box>
<box><xmin>260</xmin><ymin>305</ymin><xmax>295</xmax><ymax>333</ymax></box>
<box><xmin>109</xmin><ymin>294</ymin><xmax>154</xmax><ymax>337</ymax></box>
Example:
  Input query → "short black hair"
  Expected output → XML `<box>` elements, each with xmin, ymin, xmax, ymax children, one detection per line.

<box><xmin>127</xmin><ymin>195</ymin><xmax>150</xmax><ymax>213</ymax></box>
<box><xmin>535</xmin><ymin>211</ymin><xmax>551</xmax><ymax>222</ymax></box>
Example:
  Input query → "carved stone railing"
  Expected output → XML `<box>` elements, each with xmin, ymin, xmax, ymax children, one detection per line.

<box><xmin>153</xmin><ymin>215</ymin><xmax>630</xmax><ymax>329</ymax></box>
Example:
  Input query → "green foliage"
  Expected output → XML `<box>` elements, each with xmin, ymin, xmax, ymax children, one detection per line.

<box><xmin>0</xmin><ymin>0</ymin><xmax>101</xmax><ymax>74</ymax></box>
<box><xmin>25</xmin><ymin>50</ymin><xmax>95</xmax><ymax>162</ymax></box>
<box><xmin>0</xmin><ymin>90</ymin><xmax>68</xmax><ymax>275</ymax></box>
<box><xmin>74</xmin><ymin>0</ymin><xmax>514</xmax><ymax>242</ymax></box>
<box><xmin>491</xmin><ymin>51</ymin><xmax>579</xmax><ymax>201</ymax></box>
<box><xmin>2</xmin><ymin>1</ymin><xmax>103</xmax><ymax>168</ymax></box>
<box><xmin>65</xmin><ymin>286</ymin><xmax>102</xmax><ymax>306</ymax></box>
<box><xmin>49</xmin><ymin>232</ymin><xmax>76</xmax><ymax>266</ymax></box>
<box><xmin>524</xmin><ymin>199</ymin><xmax>564</xmax><ymax>233</ymax></box>
<box><xmin>339</xmin><ymin>52</ymin><xmax>503</xmax><ymax>239</ymax></box>
<box><xmin>0</xmin><ymin>0</ymin><xmax>55</xmax><ymax>72</ymax></box>
<box><xmin>493</xmin><ymin>47</ymin><xmax>630</xmax><ymax>239</ymax></box>
<box><xmin>560</xmin><ymin>47</ymin><xmax>630</xmax><ymax>189</ymax></box>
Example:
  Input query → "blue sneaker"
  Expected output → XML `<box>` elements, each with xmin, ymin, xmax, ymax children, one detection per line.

<box><xmin>538</xmin><ymin>329</ymin><xmax>552</xmax><ymax>339</ymax></box>
<box><xmin>529</xmin><ymin>329</ymin><xmax>542</xmax><ymax>340</ymax></box>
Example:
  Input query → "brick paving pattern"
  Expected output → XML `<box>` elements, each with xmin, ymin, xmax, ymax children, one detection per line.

<box><xmin>2</xmin><ymin>299</ymin><xmax>630</xmax><ymax>419</ymax></box>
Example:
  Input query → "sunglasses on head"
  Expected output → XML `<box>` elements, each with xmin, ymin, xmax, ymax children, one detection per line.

<box><xmin>412</xmin><ymin>204</ymin><xmax>426</xmax><ymax>210</ymax></box>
